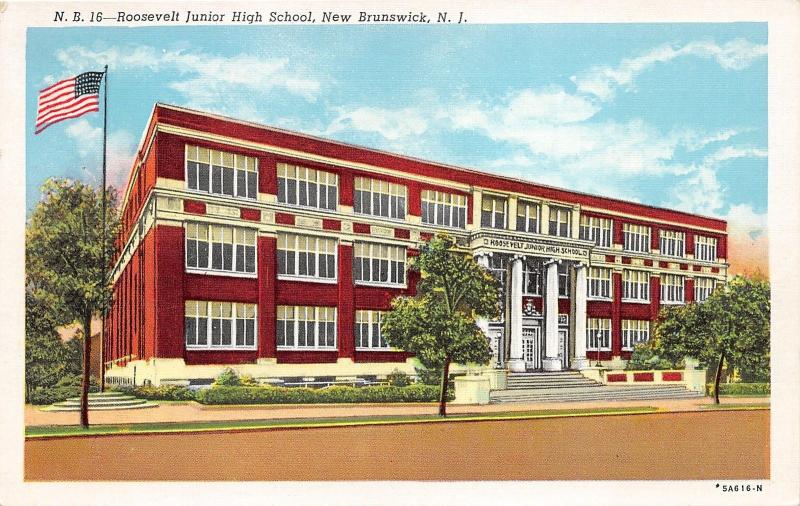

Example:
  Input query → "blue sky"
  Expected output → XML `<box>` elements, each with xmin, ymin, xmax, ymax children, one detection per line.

<box><xmin>26</xmin><ymin>23</ymin><xmax>768</xmax><ymax>271</ymax></box>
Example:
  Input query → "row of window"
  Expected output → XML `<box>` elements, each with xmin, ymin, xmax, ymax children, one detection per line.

<box><xmin>185</xmin><ymin>146</ymin><xmax>720</xmax><ymax>260</ymax></box>
<box><xmin>586</xmin><ymin>318</ymin><xmax>651</xmax><ymax>351</ymax></box>
<box><xmin>586</xmin><ymin>268</ymin><xmax>718</xmax><ymax>303</ymax></box>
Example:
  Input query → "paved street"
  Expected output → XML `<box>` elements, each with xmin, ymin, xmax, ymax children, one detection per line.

<box><xmin>25</xmin><ymin>410</ymin><xmax>768</xmax><ymax>480</ymax></box>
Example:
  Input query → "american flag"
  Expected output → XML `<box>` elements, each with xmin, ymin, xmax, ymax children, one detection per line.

<box><xmin>35</xmin><ymin>71</ymin><xmax>104</xmax><ymax>134</ymax></box>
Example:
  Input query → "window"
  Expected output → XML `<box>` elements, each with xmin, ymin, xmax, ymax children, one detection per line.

<box><xmin>353</xmin><ymin>243</ymin><xmax>406</xmax><ymax>286</ymax></box>
<box><xmin>579</xmin><ymin>216</ymin><xmax>613</xmax><ymax>247</ymax></box>
<box><xmin>587</xmin><ymin>267</ymin><xmax>612</xmax><ymax>299</ymax></box>
<box><xmin>421</xmin><ymin>190</ymin><xmax>467</xmax><ymax>229</ymax></box>
<box><xmin>480</xmin><ymin>195</ymin><xmax>507</xmax><ymax>229</ymax></box>
<box><xmin>276</xmin><ymin>306</ymin><xmax>336</xmax><ymax>349</ymax></box>
<box><xmin>660</xmin><ymin>274</ymin><xmax>685</xmax><ymax>303</ymax></box>
<box><xmin>184</xmin><ymin>301</ymin><xmax>256</xmax><ymax>350</ymax></box>
<box><xmin>277</xmin><ymin>163</ymin><xmax>338</xmax><ymax>211</ymax></box>
<box><xmin>186</xmin><ymin>145</ymin><xmax>257</xmax><ymax>200</ymax></box>
<box><xmin>516</xmin><ymin>200</ymin><xmax>540</xmax><ymax>234</ymax></box>
<box><xmin>586</xmin><ymin>318</ymin><xmax>611</xmax><ymax>351</ymax></box>
<box><xmin>186</xmin><ymin>223</ymin><xmax>256</xmax><ymax>275</ymax></box>
<box><xmin>660</xmin><ymin>230</ymin><xmax>685</xmax><ymax>258</ymax></box>
<box><xmin>623</xmin><ymin>223</ymin><xmax>651</xmax><ymax>253</ymax></box>
<box><xmin>622</xmin><ymin>270</ymin><xmax>650</xmax><ymax>302</ymax></box>
<box><xmin>355</xmin><ymin>310</ymin><xmax>389</xmax><ymax>350</ymax></box>
<box><xmin>277</xmin><ymin>233</ymin><xmax>337</xmax><ymax>281</ymax></box>
<box><xmin>622</xmin><ymin>320</ymin><xmax>650</xmax><ymax>350</ymax></box>
<box><xmin>558</xmin><ymin>263</ymin><xmax>570</xmax><ymax>297</ymax></box>
<box><xmin>695</xmin><ymin>235</ymin><xmax>718</xmax><ymax>262</ymax></box>
<box><xmin>548</xmin><ymin>206</ymin><xmax>572</xmax><ymax>237</ymax></box>
<box><xmin>354</xmin><ymin>177</ymin><xmax>407</xmax><ymax>220</ymax></box>
<box><xmin>695</xmin><ymin>277</ymin><xmax>716</xmax><ymax>302</ymax></box>
<box><xmin>523</xmin><ymin>258</ymin><xmax>542</xmax><ymax>295</ymax></box>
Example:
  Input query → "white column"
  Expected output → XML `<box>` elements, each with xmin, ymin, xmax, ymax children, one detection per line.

<box><xmin>475</xmin><ymin>254</ymin><xmax>490</xmax><ymax>338</ymax></box>
<box><xmin>572</xmin><ymin>264</ymin><xmax>589</xmax><ymax>370</ymax></box>
<box><xmin>542</xmin><ymin>259</ymin><xmax>562</xmax><ymax>371</ymax></box>
<box><xmin>507</xmin><ymin>256</ymin><xmax>526</xmax><ymax>372</ymax></box>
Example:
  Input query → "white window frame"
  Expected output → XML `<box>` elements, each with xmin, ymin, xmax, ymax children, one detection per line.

<box><xmin>185</xmin><ymin>145</ymin><xmax>258</xmax><ymax>200</ymax></box>
<box><xmin>277</xmin><ymin>163</ymin><xmax>338</xmax><ymax>211</ymax></box>
<box><xmin>660</xmin><ymin>274</ymin><xmax>685</xmax><ymax>304</ymax></box>
<box><xmin>185</xmin><ymin>223</ymin><xmax>257</xmax><ymax>277</ymax></box>
<box><xmin>586</xmin><ymin>318</ymin><xmax>612</xmax><ymax>351</ymax></box>
<box><xmin>353</xmin><ymin>177</ymin><xmax>407</xmax><ymax>221</ymax></box>
<box><xmin>695</xmin><ymin>235</ymin><xmax>718</xmax><ymax>262</ymax></box>
<box><xmin>184</xmin><ymin>301</ymin><xmax>257</xmax><ymax>351</ymax></box>
<box><xmin>548</xmin><ymin>206</ymin><xmax>572</xmax><ymax>238</ymax></box>
<box><xmin>623</xmin><ymin>223</ymin><xmax>651</xmax><ymax>253</ymax></box>
<box><xmin>421</xmin><ymin>190</ymin><xmax>467</xmax><ymax>229</ymax></box>
<box><xmin>523</xmin><ymin>258</ymin><xmax>542</xmax><ymax>295</ymax></box>
<box><xmin>622</xmin><ymin>320</ymin><xmax>650</xmax><ymax>351</ymax></box>
<box><xmin>694</xmin><ymin>277</ymin><xmax>716</xmax><ymax>302</ymax></box>
<box><xmin>579</xmin><ymin>216</ymin><xmax>613</xmax><ymax>247</ymax></box>
<box><xmin>355</xmin><ymin>310</ymin><xmax>390</xmax><ymax>350</ymax></box>
<box><xmin>353</xmin><ymin>242</ymin><xmax>406</xmax><ymax>287</ymax></box>
<box><xmin>660</xmin><ymin>230</ymin><xmax>686</xmax><ymax>258</ymax></box>
<box><xmin>622</xmin><ymin>269</ymin><xmax>650</xmax><ymax>303</ymax></box>
<box><xmin>587</xmin><ymin>267</ymin><xmax>612</xmax><ymax>300</ymax></box>
<box><xmin>480</xmin><ymin>194</ymin><xmax>507</xmax><ymax>229</ymax></box>
<box><xmin>516</xmin><ymin>200</ymin><xmax>540</xmax><ymax>234</ymax></box>
<box><xmin>277</xmin><ymin>233</ymin><xmax>337</xmax><ymax>283</ymax></box>
<box><xmin>276</xmin><ymin>306</ymin><xmax>337</xmax><ymax>350</ymax></box>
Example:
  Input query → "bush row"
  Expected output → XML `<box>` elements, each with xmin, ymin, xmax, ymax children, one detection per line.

<box><xmin>195</xmin><ymin>384</ymin><xmax>451</xmax><ymax>405</ymax></box>
<box><xmin>28</xmin><ymin>375</ymin><xmax>100</xmax><ymax>405</ymax></box>
<box><xmin>116</xmin><ymin>384</ymin><xmax>197</xmax><ymax>401</ymax></box>
<box><xmin>706</xmin><ymin>382</ymin><xmax>770</xmax><ymax>396</ymax></box>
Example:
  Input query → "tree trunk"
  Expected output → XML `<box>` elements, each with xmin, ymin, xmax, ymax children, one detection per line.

<box><xmin>713</xmin><ymin>352</ymin><xmax>725</xmax><ymax>405</ymax></box>
<box><xmin>80</xmin><ymin>309</ymin><xmax>92</xmax><ymax>428</ymax></box>
<box><xmin>438</xmin><ymin>357</ymin><xmax>451</xmax><ymax>417</ymax></box>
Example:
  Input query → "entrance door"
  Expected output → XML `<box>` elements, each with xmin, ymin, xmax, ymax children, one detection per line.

<box><xmin>558</xmin><ymin>329</ymin><xmax>569</xmax><ymax>369</ymax></box>
<box><xmin>522</xmin><ymin>326</ymin><xmax>542</xmax><ymax>370</ymax></box>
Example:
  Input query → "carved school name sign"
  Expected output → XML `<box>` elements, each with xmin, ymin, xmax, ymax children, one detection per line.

<box><xmin>470</xmin><ymin>232</ymin><xmax>592</xmax><ymax>261</ymax></box>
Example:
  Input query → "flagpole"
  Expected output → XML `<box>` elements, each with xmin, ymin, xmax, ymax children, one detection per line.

<box><xmin>100</xmin><ymin>65</ymin><xmax>108</xmax><ymax>392</ymax></box>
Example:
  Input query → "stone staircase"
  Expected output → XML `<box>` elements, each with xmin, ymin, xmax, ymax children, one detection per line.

<box><xmin>41</xmin><ymin>391</ymin><xmax>158</xmax><ymax>411</ymax></box>
<box><xmin>491</xmin><ymin>371</ymin><xmax>703</xmax><ymax>404</ymax></box>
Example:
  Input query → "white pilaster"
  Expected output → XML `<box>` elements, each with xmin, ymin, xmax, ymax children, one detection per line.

<box><xmin>542</xmin><ymin>259</ymin><xmax>562</xmax><ymax>371</ymax></box>
<box><xmin>507</xmin><ymin>196</ymin><xmax>518</xmax><ymax>231</ymax></box>
<box><xmin>474</xmin><ymin>254</ymin><xmax>490</xmax><ymax>338</ymax></box>
<box><xmin>472</xmin><ymin>190</ymin><xmax>483</xmax><ymax>230</ymax></box>
<box><xmin>541</xmin><ymin>202</ymin><xmax>550</xmax><ymax>235</ymax></box>
<box><xmin>507</xmin><ymin>256</ymin><xmax>526</xmax><ymax>372</ymax></box>
<box><xmin>571</xmin><ymin>207</ymin><xmax>581</xmax><ymax>239</ymax></box>
<box><xmin>572</xmin><ymin>264</ymin><xmax>589</xmax><ymax>370</ymax></box>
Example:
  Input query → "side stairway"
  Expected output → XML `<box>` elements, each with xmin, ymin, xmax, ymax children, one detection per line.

<box><xmin>491</xmin><ymin>371</ymin><xmax>703</xmax><ymax>404</ymax></box>
<box><xmin>41</xmin><ymin>392</ymin><xmax>158</xmax><ymax>411</ymax></box>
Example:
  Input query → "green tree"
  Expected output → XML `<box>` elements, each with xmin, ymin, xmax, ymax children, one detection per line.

<box><xmin>26</xmin><ymin>178</ymin><xmax>119</xmax><ymax>426</ymax></box>
<box><xmin>381</xmin><ymin>233</ymin><xmax>500</xmax><ymax>416</ymax></box>
<box><xmin>654</xmin><ymin>275</ymin><xmax>770</xmax><ymax>404</ymax></box>
<box><xmin>25</xmin><ymin>291</ymin><xmax>69</xmax><ymax>401</ymax></box>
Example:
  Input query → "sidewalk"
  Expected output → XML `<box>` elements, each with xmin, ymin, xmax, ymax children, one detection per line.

<box><xmin>24</xmin><ymin>396</ymin><xmax>769</xmax><ymax>427</ymax></box>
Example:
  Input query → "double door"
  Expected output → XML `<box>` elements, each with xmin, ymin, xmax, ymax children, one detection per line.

<box><xmin>522</xmin><ymin>325</ymin><xmax>569</xmax><ymax>370</ymax></box>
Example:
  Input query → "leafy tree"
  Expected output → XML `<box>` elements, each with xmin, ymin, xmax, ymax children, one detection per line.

<box><xmin>654</xmin><ymin>275</ymin><xmax>770</xmax><ymax>404</ymax></box>
<box><xmin>381</xmin><ymin>233</ymin><xmax>500</xmax><ymax>416</ymax></box>
<box><xmin>25</xmin><ymin>291</ymin><xmax>69</xmax><ymax>401</ymax></box>
<box><xmin>625</xmin><ymin>342</ymin><xmax>682</xmax><ymax>371</ymax></box>
<box><xmin>26</xmin><ymin>178</ymin><xmax>119</xmax><ymax>427</ymax></box>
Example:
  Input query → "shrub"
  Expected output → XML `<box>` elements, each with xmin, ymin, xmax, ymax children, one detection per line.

<box><xmin>706</xmin><ymin>382</ymin><xmax>770</xmax><ymax>396</ymax></box>
<box><xmin>118</xmin><ymin>384</ymin><xmax>196</xmax><ymax>401</ymax></box>
<box><xmin>28</xmin><ymin>375</ymin><xmax>100</xmax><ymax>405</ymax></box>
<box><xmin>386</xmin><ymin>369</ymin><xmax>411</xmax><ymax>387</ymax></box>
<box><xmin>626</xmin><ymin>343</ymin><xmax>681</xmax><ymax>370</ymax></box>
<box><xmin>195</xmin><ymin>384</ymin><xmax>452</xmax><ymax>405</ymax></box>
<box><xmin>214</xmin><ymin>368</ymin><xmax>241</xmax><ymax>386</ymax></box>
<box><xmin>239</xmin><ymin>374</ymin><xmax>257</xmax><ymax>386</ymax></box>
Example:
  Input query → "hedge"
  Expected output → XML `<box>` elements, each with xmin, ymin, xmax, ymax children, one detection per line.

<box><xmin>195</xmin><ymin>384</ymin><xmax>451</xmax><ymax>405</ymax></box>
<box><xmin>28</xmin><ymin>375</ymin><xmax>100</xmax><ymax>405</ymax></box>
<box><xmin>116</xmin><ymin>384</ymin><xmax>197</xmax><ymax>401</ymax></box>
<box><xmin>706</xmin><ymin>383</ymin><xmax>770</xmax><ymax>396</ymax></box>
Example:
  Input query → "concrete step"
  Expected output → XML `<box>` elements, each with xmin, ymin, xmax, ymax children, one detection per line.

<box><xmin>41</xmin><ymin>392</ymin><xmax>159</xmax><ymax>411</ymax></box>
<box><xmin>42</xmin><ymin>401</ymin><xmax>159</xmax><ymax>412</ymax></box>
<box><xmin>490</xmin><ymin>384</ymin><xmax>703</xmax><ymax>403</ymax></box>
<box><xmin>53</xmin><ymin>398</ymin><xmax>148</xmax><ymax>407</ymax></box>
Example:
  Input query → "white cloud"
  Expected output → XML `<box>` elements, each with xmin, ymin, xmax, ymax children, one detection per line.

<box><xmin>703</xmin><ymin>145</ymin><xmax>768</xmax><ymax>165</ymax></box>
<box><xmin>724</xmin><ymin>204</ymin><xmax>769</xmax><ymax>276</ymax></box>
<box><xmin>571</xmin><ymin>39</ymin><xmax>767</xmax><ymax>101</ymax></box>
<box><xmin>55</xmin><ymin>45</ymin><xmax>322</xmax><ymax>110</ymax></box>
<box><xmin>326</xmin><ymin>106</ymin><xmax>429</xmax><ymax>140</ymax></box>
<box><xmin>64</xmin><ymin>119</ymin><xmax>136</xmax><ymax>193</ymax></box>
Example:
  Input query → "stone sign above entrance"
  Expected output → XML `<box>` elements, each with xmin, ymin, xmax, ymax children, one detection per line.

<box><xmin>470</xmin><ymin>231</ymin><xmax>592</xmax><ymax>262</ymax></box>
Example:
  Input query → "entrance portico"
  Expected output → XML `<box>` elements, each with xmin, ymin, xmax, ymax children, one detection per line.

<box><xmin>471</xmin><ymin>230</ymin><xmax>593</xmax><ymax>372</ymax></box>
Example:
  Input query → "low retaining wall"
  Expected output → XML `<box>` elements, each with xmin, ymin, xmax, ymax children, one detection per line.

<box><xmin>598</xmin><ymin>368</ymin><xmax>706</xmax><ymax>393</ymax></box>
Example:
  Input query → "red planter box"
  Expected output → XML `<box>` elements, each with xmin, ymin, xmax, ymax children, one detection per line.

<box><xmin>633</xmin><ymin>372</ymin><xmax>654</xmax><ymax>382</ymax></box>
<box><xmin>607</xmin><ymin>373</ymin><xmax>627</xmax><ymax>382</ymax></box>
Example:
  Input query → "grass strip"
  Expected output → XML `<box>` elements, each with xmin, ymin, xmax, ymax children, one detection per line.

<box><xmin>26</xmin><ymin>406</ymin><xmax>658</xmax><ymax>438</ymax></box>
<box><xmin>699</xmin><ymin>403</ymin><xmax>770</xmax><ymax>411</ymax></box>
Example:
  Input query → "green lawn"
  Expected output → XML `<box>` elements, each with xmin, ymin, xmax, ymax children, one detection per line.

<box><xmin>26</xmin><ymin>406</ymin><xmax>659</xmax><ymax>438</ymax></box>
<box><xmin>699</xmin><ymin>403</ymin><xmax>770</xmax><ymax>410</ymax></box>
